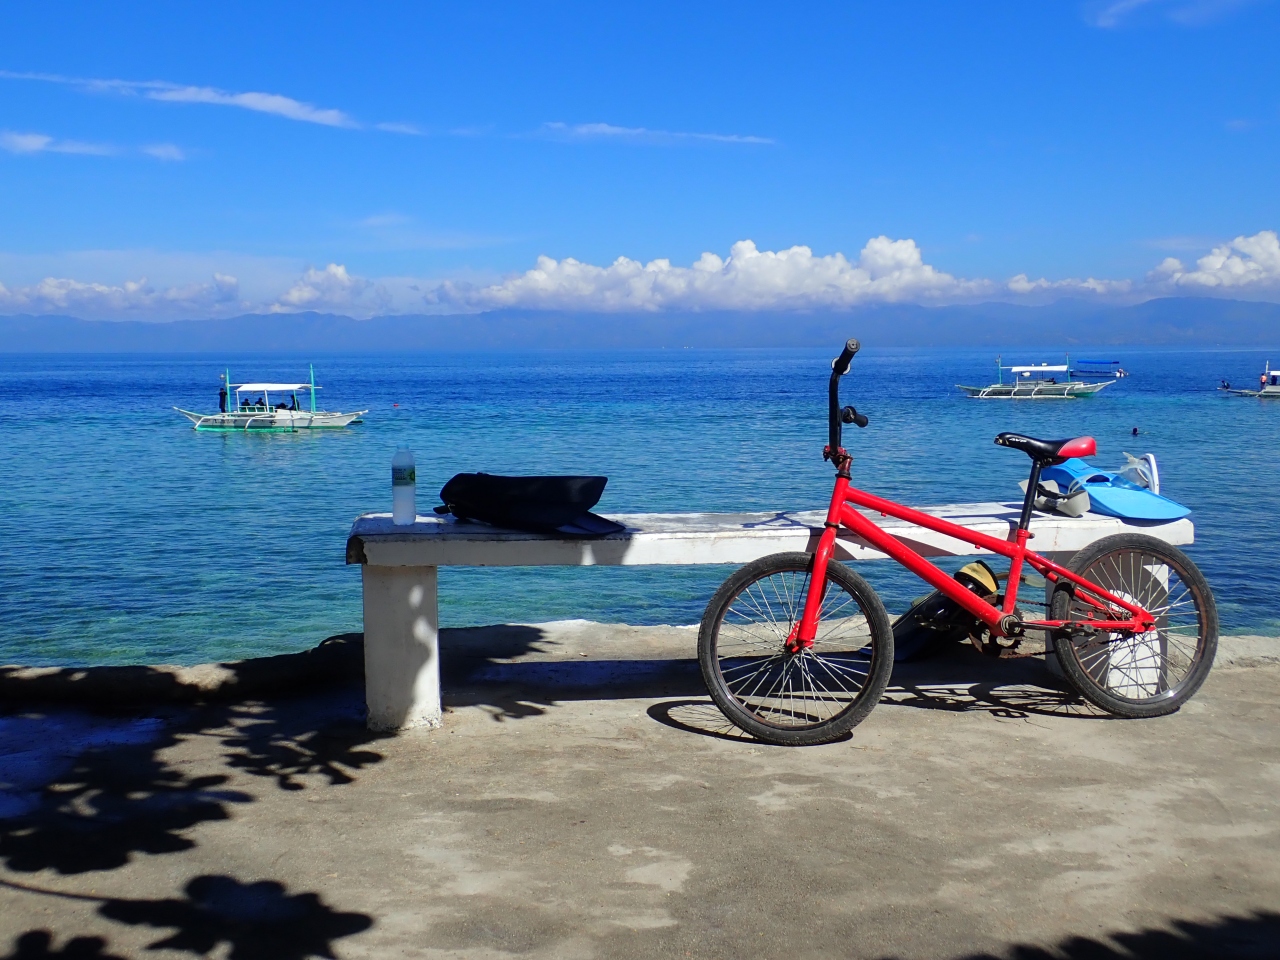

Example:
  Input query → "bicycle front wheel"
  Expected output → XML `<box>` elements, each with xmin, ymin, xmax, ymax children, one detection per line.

<box><xmin>698</xmin><ymin>552</ymin><xmax>893</xmax><ymax>746</ymax></box>
<box><xmin>1050</xmin><ymin>533</ymin><xmax>1218</xmax><ymax>717</ymax></box>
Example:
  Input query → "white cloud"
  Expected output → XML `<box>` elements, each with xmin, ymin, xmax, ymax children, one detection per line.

<box><xmin>1090</xmin><ymin>0</ymin><xmax>1158</xmax><ymax>27</ymax></box>
<box><xmin>145</xmin><ymin>85</ymin><xmax>355</xmax><ymax>127</ymax></box>
<box><xmin>375</xmin><ymin>121</ymin><xmax>425</xmax><ymax>135</ymax></box>
<box><xmin>1</xmin><ymin>131</ymin><xmax>114</xmax><ymax>155</ymax></box>
<box><xmin>141</xmin><ymin>143</ymin><xmax>185</xmax><ymax>161</ymax></box>
<box><xmin>271</xmin><ymin>263</ymin><xmax>390</xmax><ymax>314</ymax></box>
<box><xmin>1148</xmin><ymin>230</ymin><xmax>1280</xmax><ymax>290</ymax></box>
<box><xmin>0</xmin><ymin>273</ymin><xmax>240</xmax><ymax>319</ymax></box>
<box><xmin>0</xmin><ymin>70</ymin><xmax>357</xmax><ymax>128</ymax></box>
<box><xmin>429</xmin><ymin>238</ymin><xmax>997</xmax><ymax>312</ymax></box>
<box><xmin>5</xmin><ymin>234</ymin><xmax>1279</xmax><ymax>321</ymax></box>
<box><xmin>2</xmin><ymin>130</ymin><xmax>191</xmax><ymax>160</ymax></box>
<box><xmin>541</xmin><ymin>122</ymin><xmax>774</xmax><ymax>146</ymax></box>
<box><xmin>1006</xmin><ymin>274</ymin><xmax>1133</xmax><ymax>295</ymax></box>
<box><xmin>1087</xmin><ymin>0</ymin><xmax>1256</xmax><ymax>27</ymax></box>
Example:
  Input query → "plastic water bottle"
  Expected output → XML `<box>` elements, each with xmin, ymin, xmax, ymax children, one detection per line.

<box><xmin>391</xmin><ymin>446</ymin><xmax>416</xmax><ymax>525</ymax></box>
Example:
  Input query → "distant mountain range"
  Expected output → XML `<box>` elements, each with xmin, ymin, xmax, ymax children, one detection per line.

<box><xmin>1</xmin><ymin>297</ymin><xmax>1278</xmax><ymax>352</ymax></box>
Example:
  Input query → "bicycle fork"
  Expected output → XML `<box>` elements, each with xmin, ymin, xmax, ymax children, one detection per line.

<box><xmin>789</xmin><ymin>473</ymin><xmax>850</xmax><ymax>651</ymax></box>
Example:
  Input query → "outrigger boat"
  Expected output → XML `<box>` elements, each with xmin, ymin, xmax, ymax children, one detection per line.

<box><xmin>957</xmin><ymin>356</ymin><xmax>1119</xmax><ymax>399</ymax></box>
<box><xmin>1220</xmin><ymin>361</ymin><xmax>1280</xmax><ymax>398</ymax></box>
<box><xmin>174</xmin><ymin>365</ymin><xmax>367</xmax><ymax>431</ymax></box>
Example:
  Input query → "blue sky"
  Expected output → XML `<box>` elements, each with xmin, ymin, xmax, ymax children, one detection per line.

<box><xmin>1</xmin><ymin>0</ymin><xmax>1278</xmax><ymax>319</ymax></box>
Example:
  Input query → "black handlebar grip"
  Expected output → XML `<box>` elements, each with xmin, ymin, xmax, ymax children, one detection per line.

<box><xmin>841</xmin><ymin>406</ymin><xmax>869</xmax><ymax>428</ymax></box>
<box><xmin>832</xmin><ymin>338</ymin><xmax>861</xmax><ymax>374</ymax></box>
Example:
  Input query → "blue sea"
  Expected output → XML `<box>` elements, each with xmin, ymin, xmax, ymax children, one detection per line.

<box><xmin>1</xmin><ymin>347</ymin><xmax>1277</xmax><ymax>667</ymax></box>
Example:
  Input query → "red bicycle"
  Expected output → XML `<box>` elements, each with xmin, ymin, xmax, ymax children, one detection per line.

<box><xmin>698</xmin><ymin>339</ymin><xmax>1219</xmax><ymax>746</ymax></box>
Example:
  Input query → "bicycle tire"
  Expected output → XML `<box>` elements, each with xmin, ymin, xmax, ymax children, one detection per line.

<box><xmin>698</xmin><ymin>552</ymin><xmax>894</xmax><ymax>746</ymax></box>
<box><xmin>1049</xmin><ymin>533</ymin><xmax>1217</xmax><ymax>717</ymax></box>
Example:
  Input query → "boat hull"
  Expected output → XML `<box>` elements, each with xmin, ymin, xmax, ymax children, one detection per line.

<box><xmin>175</xmin><ymin>407</ymin><xmax>367</xmax><ymax>430</ymax></box>
<box><xmin>1223</xmin><ymin>388</ymin><xmax>1280</xmax><ymax>398</ymax></box>
<box><xmin>956</xmin><ymin>380</ymin><xmax>1114</xmax><ymax>399</ymax></box>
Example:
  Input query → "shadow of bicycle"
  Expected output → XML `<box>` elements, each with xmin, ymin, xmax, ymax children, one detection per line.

<box><xmin>645</xmin><ymin>641</ymin><xmax>1108</xmax><ymax>742</ymax></box>
<box><xmin>886</xmin><ymin>642</ymin><xmax>1108</xmax><ymax>719</ymax></box>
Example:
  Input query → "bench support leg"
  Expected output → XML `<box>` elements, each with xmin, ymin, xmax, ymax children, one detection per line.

<box><xmin>361</xmin><ymin>564</ymin><xmax>441</xmax><ymax>732</ymax></box>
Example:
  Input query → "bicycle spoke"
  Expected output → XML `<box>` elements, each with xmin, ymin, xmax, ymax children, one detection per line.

<box><xmin>708</xmin><ymin>558</ymin><xmax>886</xmax><ymax>732</ymax></box>
<box><xmin>1059</xmin><ymin>546</ymin><xmax>1211</xmax><ymax>707</ymax></box>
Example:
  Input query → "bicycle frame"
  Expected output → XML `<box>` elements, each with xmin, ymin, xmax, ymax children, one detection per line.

<box><xmin>794</xmin><ymin>338</ymin><xmax>1158</xmax><ymax>648</ymax></box>
<box><xmin>793</xmin><ymin>474</ymin><xmax>1158</xmax><ymax>647</ymax></box>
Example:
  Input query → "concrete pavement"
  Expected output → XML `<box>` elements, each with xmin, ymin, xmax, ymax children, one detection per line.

<box><xmin>1</xmin><ymin>623</ymin><xmax>1277</xmax><ymax>959</ymax></box>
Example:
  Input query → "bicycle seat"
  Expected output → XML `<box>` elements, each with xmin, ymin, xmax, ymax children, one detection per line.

<box><xmin>994</xmin><ymin>432</ymin><xmax>1096</xmax><ymax>464</ymax></box>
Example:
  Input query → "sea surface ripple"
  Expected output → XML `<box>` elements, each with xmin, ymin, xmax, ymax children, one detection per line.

<box><xmin>0</xmin><ymin>347</ymin><xmax>1274</xmax><ymax>666</ymax></box>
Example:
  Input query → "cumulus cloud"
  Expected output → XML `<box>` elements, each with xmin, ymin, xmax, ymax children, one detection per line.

<box><xmin>1</xmin><ymin>131</ymin><xmax>114</xmax><ymax>155</ymax></box>
<box><xmin>0</xmin><ymin>273</ymin><xmax>240</xmax><ymax>319</ymax></box>
<box><xmin>6</xmin><ymin>234</ymin><xmax>1279</xmax><ymax>321</ymax></box>
<box><xmin>1006</xmin><ymin>274</ymin><xmax>1133</xmax><ymax>295</ymax></box>
<box><xmin>0</xmin><ymin>261</ymin><xmax>405</xmax><ymax>320</ymax></box>
<box><xmin>430</xmin><ymin>238</ymin><xmax>991</xmax><ymax>312</ymax></box>
<box><xmin>1148</xmin><ymin>230</ymin><xmax>1280</xmax><ymax>291</ymax></box>
<box><xmin>270</xmin><ymin>263</ymin><xmax>391</xmax><ymax>314</ymax></box>
<box><xmin>540</xmin><ymin>122</ymin><xmax>774</xmax><ymax>146</ymax></box>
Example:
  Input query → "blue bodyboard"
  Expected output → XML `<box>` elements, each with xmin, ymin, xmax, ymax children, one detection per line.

<box><xmin>1040</xmin><ymin>458</ymin><xmax>1191</xmax><ymax>521</ymax></box>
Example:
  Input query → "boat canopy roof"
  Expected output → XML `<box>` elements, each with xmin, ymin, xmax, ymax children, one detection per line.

<box><xmin>1009</xmin><ymin>365</ymin><xmax>1067</xmax><ymax>374</ymax></box>
<box><xmin>232</xmin><ymin>382</ymin><xmax>317</xmax><ymax>392</ymax></box>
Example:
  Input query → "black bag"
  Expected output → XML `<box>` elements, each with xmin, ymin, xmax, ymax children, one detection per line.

<box><xmin>436</xmin><ymin>474</ymin><xmax>626</xmax><ymax>538</ymax></box>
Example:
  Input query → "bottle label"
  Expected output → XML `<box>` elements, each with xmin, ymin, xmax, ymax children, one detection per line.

<box><xmin>392</xmin><ymin>465</ymin><xmax>416</xmax><ymax>486</ymax></box>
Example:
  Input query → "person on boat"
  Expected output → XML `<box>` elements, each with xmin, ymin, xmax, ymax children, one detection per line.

<box><xmin>288</xmin><ymin>395</ymin><xmax>298</xmax><ymax>410</ymax></box>
<box><xmin>1262</xmin><ymin>374</ymin><xmax>1268</xmax><ymax>390</ymax></box>
<box><xmin>218</xmin><ymin>385</ymin><xmax>227</xmax><ymax>413</ymax></box>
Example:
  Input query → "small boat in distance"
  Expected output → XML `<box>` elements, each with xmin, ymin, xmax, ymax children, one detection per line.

<box><xmin>1220</xmin><ymin>361</ymin><xmax>1280</xmax><ymax>398</ymax></box>
<box><xmin>174</xmin><ymin>365</ymin><xmax>368</xmax><ymax>430</ymax></box>
<box><xmin>957</xmin><ymin>356</ymin><xmax>1119</xmax><ymax>399</ymax></box>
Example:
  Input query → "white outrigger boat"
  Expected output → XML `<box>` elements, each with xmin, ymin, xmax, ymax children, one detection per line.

<box><xmin>957</xmin><ymin>356</ymin><xmax>1119</xmax><ymax>399</ymax></box>
<box><xmin>174</xmin><ymin>365</ymin><xmax>367</xmax><ymax>431</ymax></box>
<box><xmin>1220</xmin><ymin>361</ymin><xmax>1280</xmax><ymax>398</ymax></box>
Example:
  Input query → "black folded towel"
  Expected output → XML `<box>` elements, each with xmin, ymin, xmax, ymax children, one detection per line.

<box><xmin>436</xmin><ymin>474</ymin><xmax>626</xmax><ymax>538</ymax></box>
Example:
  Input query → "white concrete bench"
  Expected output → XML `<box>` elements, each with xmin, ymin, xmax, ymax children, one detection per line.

<box><xmin>346</xmin><ymin>505</ymin><xmax>1194</xmax><ymax>731</ymax></box>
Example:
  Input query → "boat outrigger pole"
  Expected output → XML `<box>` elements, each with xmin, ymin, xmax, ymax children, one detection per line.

<box><xmin>310</xmin><ymin>363</ymin><xmax>316</xmax><ymax>414</ymax></box>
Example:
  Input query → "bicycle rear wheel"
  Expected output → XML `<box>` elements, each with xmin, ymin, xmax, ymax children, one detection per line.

<box><xmin>698</xmin><ymin>552</ymin><xmax>893</xmax><ymax>746</ymax></box>
<box><xmin>1049</xmin><ymin>533</ymin><xmax>1217</xmax><ymax>717</ymax></box>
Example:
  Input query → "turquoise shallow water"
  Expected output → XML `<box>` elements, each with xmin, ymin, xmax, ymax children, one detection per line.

<box><xmin>1</xmin><ymin>347</ymin><xmax>1276</xmax><ymax>667</ymax></box>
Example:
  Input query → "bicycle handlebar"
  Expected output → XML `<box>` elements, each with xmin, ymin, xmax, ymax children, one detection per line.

<box><xmin>832</xmin><ymin>338</ymin><xmax>860</xmax><ymax>375</ymax></box>
<box><xmin>828</xmin><ymin>338</ymin><xmax>861</xmax><ymax>456</ymax></box>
